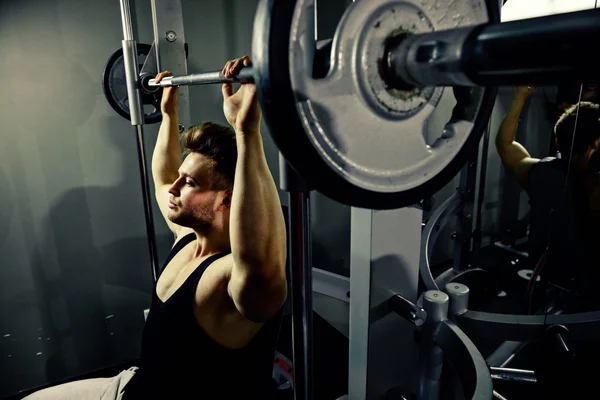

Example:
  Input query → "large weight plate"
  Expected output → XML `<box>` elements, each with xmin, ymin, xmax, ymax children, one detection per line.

<box><xmin>253</xmin><ymin>0</ymin><xmax>500</xmax><ymax>209</ymax></box>
<box><xmin>102</xmin><ymin>43</ymin><xmax>163</xmax><ymax>125</ymax></box>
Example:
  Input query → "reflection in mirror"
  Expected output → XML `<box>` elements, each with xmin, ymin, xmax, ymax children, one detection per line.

<box><xmin>526</xmin><ymin>84</ymin><xmax>600</xmax><ymax>315</ymax></box>
<box><xmin>416</xmin><ymin>2</ymin><xmax>600</xmax><ymax>399</ymax></box>
<box><xmin>422</xmin><ymin>82</ymin><xmax>600</xmax><ymax>399</ymax></box>
<box><xmin>422</xmin><ymin>84</ymin><xmax>564</xmax><ymax>312</ymax></box>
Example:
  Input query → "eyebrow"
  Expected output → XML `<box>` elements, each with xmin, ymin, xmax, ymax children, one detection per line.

<box><xmin>179</xmin><ymin>171</ymin><xmax>198</xmax><ymax>183</ymax></box>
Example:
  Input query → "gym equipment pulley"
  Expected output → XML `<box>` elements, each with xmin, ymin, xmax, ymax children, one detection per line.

<box><xmin>103</xmin><ymin>0</ymin><xmax>600</xmax><ymax>210</ymax></box>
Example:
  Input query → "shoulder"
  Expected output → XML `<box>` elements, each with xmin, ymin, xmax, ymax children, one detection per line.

<box><xmin>529</xmin><ymin>157</ymin><xmax>566</xmax><ymax>178</ymax></box>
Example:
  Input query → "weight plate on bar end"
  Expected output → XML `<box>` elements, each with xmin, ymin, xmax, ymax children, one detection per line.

<box><xmin>102</xmin><ymin>43</ymin><xmax>163</xmax><ymax>124</ymax></box>
<box><xmin>253</xmin><ymin>0</ymin><xmax>499</xmax><ymax>210</ymax></box>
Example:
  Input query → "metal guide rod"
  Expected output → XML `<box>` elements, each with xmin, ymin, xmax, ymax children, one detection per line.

<box><xmin>489</xmin><ymin>367</ymin><xmax>537</xmax><ymax>384</ymax></box>
<box><xmin>119</xmin><ymin>0</ymin><xmax>134</xmax><ymax>40</ymax></box>
<box><xmin>147</xmin><ymin>8</ymin><xmax>600</xmax><ymax>90</ymax></box>
<box><xmin>418</xmin><ymin>291</ymin><xmax>449</xmax><ymax>400</ymax></box>
<box><xmin>280</xmin><ymin>153</ymin><xmax>314</xmax><ymax>400</ymax></box>
<box><xmin>135</xmin><ymin>126</ymin><xmax>160</xmax><ymax>282</ymax></box>
<box><xmin>288</xmin><ymin>190</ymin><xmax>313</xmax><ymax>400</ymax></box>
<box><xmin>119</xmin><ymin>0</ymin><xmax>160</xmax><ymax>281</ymax></box>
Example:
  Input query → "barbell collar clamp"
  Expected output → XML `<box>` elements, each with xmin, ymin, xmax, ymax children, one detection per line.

<box><xmin>386</xmin><ymin>8</ymin><xmax>600</xmax><ymax>88</ymax></box>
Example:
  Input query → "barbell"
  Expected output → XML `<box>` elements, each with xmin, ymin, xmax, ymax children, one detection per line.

<box><xmin>103</xmin><ymin>0</ymin><xmax>600</xmax><ymax>210</ymax></box>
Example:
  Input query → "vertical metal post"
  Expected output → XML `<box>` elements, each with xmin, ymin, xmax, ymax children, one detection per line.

<box><xmin>348</xmin><ymin>208</ymin><xmax>372</xmax><ymax>400</ymax></box>
<box><xmin>280</xmin><ymin>156</ymin><xmax>314</xmax><ymax>400</ymax></box>
<box><xmin>453</xmin><ymin>156</ymin><xmax>478</xmax><ymax>273</ymax></box>
<box><xmin>349</xmin><ymin>207</ymin><xmax>422</xmax><ymax>399</ymax></box>
<box><xmin>119</xmin><ymin>0</ymin><xmax>160</xmax><ymax>281</ymax></box>
<box><xmin>472</xmin><ymin>123</ymin><xmax>491</xmax><ymax>264</ymax></box>
<box><xmin>279</xmin><ymin>1</ymin><xmax>318</xmax><ymax>398</ymax></box>
<box><xmin>417</xmin><ymin>290</ymin><xmax>449</xmax><ymax>400</ymax></box>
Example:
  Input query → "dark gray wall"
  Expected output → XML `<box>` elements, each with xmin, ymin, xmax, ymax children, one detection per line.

<box><xmin>0</xmin><ymin>0</ymin><xmax>172</xmax><ymax>396</ymax></box>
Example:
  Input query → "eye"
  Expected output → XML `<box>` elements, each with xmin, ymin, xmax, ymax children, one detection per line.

<box><xmin>185</xmin><ymin>180</ymin><xmax>194</xmax><ymax>186</ymax></box>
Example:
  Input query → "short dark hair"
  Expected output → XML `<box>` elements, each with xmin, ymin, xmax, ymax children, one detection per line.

<box><xmin>182</xmin><ymin>122</ymin><xmax>237</xmax><ymax>190</ymax></box>
<box><xmin>554</xmin><ymin>102</ymin><xmax>600</xmax><ymax>156</ymax></box>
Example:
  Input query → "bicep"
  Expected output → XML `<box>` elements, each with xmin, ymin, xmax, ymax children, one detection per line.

<box><xmin>227</xmin><ymin>262</ymin><xmax>287</xmax><ymax>323</ymax></box>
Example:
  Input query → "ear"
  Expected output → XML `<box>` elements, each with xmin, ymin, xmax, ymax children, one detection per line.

<box><xmin>220</xmin><ymin>190</ymin><xmax>233</xmax><ymax>208</ymax></box>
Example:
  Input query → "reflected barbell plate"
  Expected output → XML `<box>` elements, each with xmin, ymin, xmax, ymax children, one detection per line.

<box><xmin>102</xmin><ymin>43</ymin><xmax>163</xmax><ymax>125</ymax></box>
<box><xmin>253</xmin><ymin>0</ymin><xmax>499</xmax><ymax>209</ymax></box>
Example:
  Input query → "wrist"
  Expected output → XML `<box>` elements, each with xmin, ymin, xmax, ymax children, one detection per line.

<box><xmin>162</xmin><ymin>111</ymin><xmax>179</xmax><ymax>121</ymax></box>
<box><xmin>235</xmin><ymin>128</ymin><xmax>261</xmax><ymax>138</ymax></box>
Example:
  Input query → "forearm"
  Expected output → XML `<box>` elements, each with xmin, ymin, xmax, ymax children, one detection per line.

<box><xmin>230</xmin><ymin>131</ymin><xmax>286</xmax><ymax>279</ymax></box>
<box><xmin>151</xmin><ymin>113</ymin><xmax>182</xmax><ymax>186</ymax></box>
<box><xmin>495</xmin><ymin>98</ymin><xmax>532</xmax><ymax>166</ymax></box>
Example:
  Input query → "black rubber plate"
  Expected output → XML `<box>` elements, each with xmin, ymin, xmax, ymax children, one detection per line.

<box><xmin>102</xmin><ymin>43</ymin><xmax>163</xmax><ymax>125</ymax></box>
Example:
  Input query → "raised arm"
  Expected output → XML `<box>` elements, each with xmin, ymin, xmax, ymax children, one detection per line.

<box><xmin>222</xmin><ymin>56</ymin><xmax>287</xmax><ymax>322</ymax></box>
<box><xmin>151</xmin><ymin>71</ymin><xmax>185</xmax><ymax>236</ymax></box>
<box><xmin>495</xmin><ymin>86</ymin><xmax>540</xmax><ymax>190</ymax></box>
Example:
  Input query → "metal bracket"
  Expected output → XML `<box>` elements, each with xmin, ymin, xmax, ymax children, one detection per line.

<box><xmin>139</xmin><ymin>41</ymin><xmax>158</xmax><ymax>76</ymax></box>
<box><xmin>150</xmin><ymin>0</ymin><xmax>190</xmax><ymax>129</ymax></box>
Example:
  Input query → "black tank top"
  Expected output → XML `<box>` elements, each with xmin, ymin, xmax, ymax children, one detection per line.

<box><xmin>527</xmin><ymin>158</ymin><xmax>599</xmax><ymax>300</ymax></box>
<box><xmin>123</xmin><ymin>233</ymin><xmax>283</xmax><ymax>399</ymax></box>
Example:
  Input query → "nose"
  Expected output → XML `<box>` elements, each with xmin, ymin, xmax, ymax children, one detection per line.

<box><xmin>168</xmin><ymin>177</ymin><xmax>182</xmax><ymax>197</ymax></box>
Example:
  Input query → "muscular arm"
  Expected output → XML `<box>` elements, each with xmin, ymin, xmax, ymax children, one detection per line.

<box><xmin>222</xmin><ymin>57</ymin><xmax>287</xmax><ymax>322</ymax></box>
<box><xmin>151</xmin><ymin>73</ymin><xmax>185</xmax><ymax>236</ymax></box>
<box><xmin>152</xmin><ymin>114</ymin><xmax>182</xmax><ymax>188</ymax></box>
<box><xmin>495</xmin><ymin>90</ymin><xmax>540</xmax><ymax>190</ymax></box>
<box><xmin>228</xmin><ymin>130</ymin><xmax>287</xmax><ymax>322</ymax></box>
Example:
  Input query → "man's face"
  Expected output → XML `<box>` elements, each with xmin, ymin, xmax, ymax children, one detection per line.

<box><xmin>167</xmin><ymin>153</ymin><xmax>223</xmax><ymax>233</ymax></box>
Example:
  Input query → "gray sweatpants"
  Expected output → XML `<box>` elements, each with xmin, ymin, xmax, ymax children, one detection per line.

<box><xmin>22</xmin><ymin>367</ymin><xmax>138</xmax><ymax>400</ymax></box>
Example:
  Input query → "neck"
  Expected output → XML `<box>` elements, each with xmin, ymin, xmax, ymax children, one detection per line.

<box><xmin>191</xmin><ymin>228</ymin><xmax>230</xmax><ymax>258</ymax></box>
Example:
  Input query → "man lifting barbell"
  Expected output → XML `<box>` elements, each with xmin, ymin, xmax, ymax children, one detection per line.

<box><xmin>24</xmin><ymin>56</ymin><xmax>288</xmax><ymax>400</ymax></box>
<box><xmin>495</xmin><ymin>86</ymin><xmax>600</xmax><ymax>312</ymax></box>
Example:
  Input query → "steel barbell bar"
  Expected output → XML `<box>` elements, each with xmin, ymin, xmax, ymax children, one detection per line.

<box><xmin>146</xmin><ymin>8</ymin><xmax>600</xmax><ymax>90</ymax></box>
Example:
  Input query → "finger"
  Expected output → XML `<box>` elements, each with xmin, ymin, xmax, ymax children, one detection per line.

<box><xmin>230</xmin><ymin>59</ymin><xmax>240</xmax><ymax>76</ymax></box>
<box><xmin>242</xmin><ymin>56</ymin><xmax>252</xmax><ymax>67</ymax></box>
<box><xmin>232</xmin><ymin>57</ymin><xmax>247</xmax><ymax>75</ymax></box>
<box><xmin>222</xmin><ymin>61</ymin><xmax>231</xmax><ymax>78</ymax></box>
<box><xmin>155</xmin><ymin>71</ymin><xmax>172</xmax><ymax>83</ymax></box>
<box><xmin>226</xmin><ymin>60</ymin><xmax>235</xmax><ymax>78</ymax></box>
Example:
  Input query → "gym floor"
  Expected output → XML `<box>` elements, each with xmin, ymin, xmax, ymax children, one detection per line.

<box><xmin>434</xmin><ymin>243</ymin><xmax>598</xmax><ymax>400</ymax></box>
